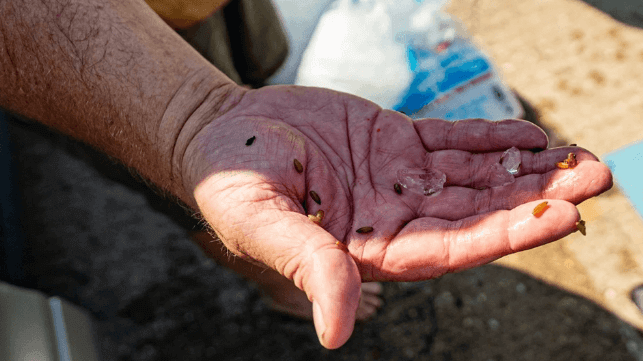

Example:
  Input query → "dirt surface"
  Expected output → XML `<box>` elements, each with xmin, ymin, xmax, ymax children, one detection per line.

<box><xmin>7</xmin><ymin>119</ymin><xmax>637</xmax><ymax>360</ymax></box>
<box><xmin>447</xmin><ymin>0</ymin><xmax>643</xmax><ymax>336</ymax></box>
<box><xmin>6</xmin><ymin>0</ymin><xmax>643</xmax><ymax>360</ymax></box>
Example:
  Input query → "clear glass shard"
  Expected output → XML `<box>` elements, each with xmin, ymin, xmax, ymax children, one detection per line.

<box><xmin>485</xmin><ymin>163</ymin><xmax>515</xmax><ymax>188</ymax></box>
<box><xmin>397</xmin><ymin>168</ymin><xmax>447</xmax><ymax>196</ymax></box>
<box><xmin>500</xmin><ymin>147</ymin><xmax>521</xmax><ymax>175</ymax></box>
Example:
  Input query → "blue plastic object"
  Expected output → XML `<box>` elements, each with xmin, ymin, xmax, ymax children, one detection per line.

<box><xmin>604</xmin><ymin>141</ymin><xmax>643</xmax><ymax>219</ymax></box>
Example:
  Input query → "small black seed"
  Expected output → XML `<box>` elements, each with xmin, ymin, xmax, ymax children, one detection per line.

<box><xmin>309</xmin><ymin>191</ymin><xmax>321</xmax><ymax>205</ymax></box>
<box><xmin>576</xmin><ymin>220</ymin><xmax>586</xmax><ymax>236</ymax></box>
<box><xmin>356</xmin><ymin>226</ymin><xmax>374</xmax><ymax>234</ymax></box>
<box><xmin>245</xmin><ymin>136</ymin><xmax>256</xmax><ymax>146</ymax></box>
<box><xmin>394</xmin><ymin>183</ymin><xmax>402</xmax><ymax>194</ymax></box>
<box><xmin>294</xmin><ymin>159</ymin><xmax>304</xmax><ymax>173</ymax></box>
<box><xmin>569</xmin><ymin>143</ymin><xmax>577</xmax><ymax>147</ymax></box>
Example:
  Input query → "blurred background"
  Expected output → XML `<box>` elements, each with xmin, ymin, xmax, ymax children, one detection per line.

<box><xmin>2</xmin><ymin>0</ymin><xmax>643</xmax><ymax>360</ymax></box>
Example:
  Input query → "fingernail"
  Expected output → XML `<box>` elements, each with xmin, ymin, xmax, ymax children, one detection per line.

<box><xmin>312</xmin><ymin>300</ymin><xmax>326</xmax><ymax>345</ymax></box>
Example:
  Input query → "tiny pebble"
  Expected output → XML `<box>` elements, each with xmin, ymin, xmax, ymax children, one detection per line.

<box><xmin>627</xmin><ymin>341</ymin><xmax>639</xmax><ymax>353</ymax></box>
<box><xmin>488</xmin><ymin>318</ymin><xmax>500</xmax><ymax>331</ymax></box>
<box><xmin>434</xmin><ymin>291</ymin><xmax>454</xmax><ymax>309</ymax></box>
<box><xmin>245</xmin><ymin>136</ymin><xmax>256</xmax><ymax>146</ymax></box>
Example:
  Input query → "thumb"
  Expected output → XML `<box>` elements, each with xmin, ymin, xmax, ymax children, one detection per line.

<box><xmin>193</xmin><ymin>177</ymin><xmax>361</xmax><ymax>348</ymax></box>
<box><xmin>303</xmin><ymin>243</ymin><xmax>362</xmax><ymax>349</ymax></box>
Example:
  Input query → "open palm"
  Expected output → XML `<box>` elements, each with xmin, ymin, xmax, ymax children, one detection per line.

<box><xmin>187</xmin><ymin>85</ymin><xmax>612</xmax><ymax>348</ymax></box>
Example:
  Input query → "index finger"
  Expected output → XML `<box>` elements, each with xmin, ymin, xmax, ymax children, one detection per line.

<box><xmin>414</xmin><ymin>118</ymin><xmax>549</xmax><ymax>152</ymax></box>
<box><xmin>374</xmin><ymin>199</ymin><xmax>580</xmax><ymax>282</ymax></box>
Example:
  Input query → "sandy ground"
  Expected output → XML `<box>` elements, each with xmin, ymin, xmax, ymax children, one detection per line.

<box><xmin>5</xmin><ymin>0</ymin><xmax>643</xmax><ymax>360</ymax></box>
<box><xmin>447</xmin><ymin>0</ymin><xmax>643</xmax><ymax>336</ymax></box>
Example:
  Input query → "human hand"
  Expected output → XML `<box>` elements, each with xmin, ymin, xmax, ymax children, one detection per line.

<box><xmin>184</xmin><ymin>85</ymin><xmax>612</xmax><ymax>349</ymax></box>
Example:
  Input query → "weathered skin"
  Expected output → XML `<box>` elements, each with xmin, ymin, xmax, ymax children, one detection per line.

<box><xmin>189</xmin><ymin>86</ymin><xmax>612</xmax><ymax>348</ymax></box>
<box><xmin>0</xmin><ymin>0</ymin><xmax>612</xmax><ymax>350</ymax></box>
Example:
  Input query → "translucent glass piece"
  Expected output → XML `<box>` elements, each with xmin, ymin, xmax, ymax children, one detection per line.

<box><xmin>500</xmin><ymin>147</ymin><xmax>521</xmax><ymax>175</ymax></box>
<box><xmin>485</xmin><ymin>163</ymin><xmax>515</xmax><ymax>188</ymax></box>
<box><xmin>397</xmin><ymin>168</ymin><xmax>446</xmax><ymax>196</ymax></box>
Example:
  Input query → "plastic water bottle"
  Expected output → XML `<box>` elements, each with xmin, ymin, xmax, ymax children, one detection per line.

<box><xmin>296</xmin><ymin>0</ymin><xmax>524</xmax><ymax>121</ymax></box>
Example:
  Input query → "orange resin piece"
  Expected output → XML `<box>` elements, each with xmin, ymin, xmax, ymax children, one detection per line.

<box><xmin>556</xmin><ymin>153</ymin><xmax>577</xmax><ymax>169</ymax></box>
<box><xmin>532</xmin><ymin>201</ymin><xmax>549</xmax><ymax>217</ymax></box>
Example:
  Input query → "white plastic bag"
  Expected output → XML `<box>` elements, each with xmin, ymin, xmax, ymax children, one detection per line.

<box><xmin>296</xmin><ymin>0</ymin><xmax>524</xmax><ymax>121</ymax></box>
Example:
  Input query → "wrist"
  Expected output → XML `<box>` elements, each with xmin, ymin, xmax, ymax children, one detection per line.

<box><xmin>163</xmin><ymin>68</ymin><xmax>246</xmax><ymax>209</ymax></box>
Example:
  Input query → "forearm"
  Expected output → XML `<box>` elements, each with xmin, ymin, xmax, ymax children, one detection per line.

<box><xmin>0</xmin><ymin>0</ymin><xmax>243</xmax><ymax>207</ymax></box>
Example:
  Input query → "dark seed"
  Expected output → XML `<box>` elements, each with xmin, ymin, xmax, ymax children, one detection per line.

<box><xmin>569</xmin><ymin>143</ymin><xmax>577</xmax><ymax>147</ymax></box>
<box><xmin>245</xmin><ymin>136</ymin><xmax>256</xmax><ymax>146</ymax></box>
<box><xmin>294</xmin><ymin>159</ymin><xmax>304</xmax><ymax>173</ymax></box>
<box><xmin>394</xmin><ymin>183</ymin><xmax>402</xmax><ymax>194</ymax></box>
<box><xmin>576</xmin><ymin>220</ymin><xmax>586</xmax><ymax>236</ymax></box>
<box><xmin>309</xmin><ymin>190</ymin><xmax>321</xmax><ymax>205</ymax></box>
<box><xmin>356</xmin><ymin>226</ymin><xmax>373</xmax><ymax>234</ymax></box>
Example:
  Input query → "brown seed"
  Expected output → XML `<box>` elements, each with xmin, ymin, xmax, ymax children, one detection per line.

<box><xmin>293</xmin><ymin>159</ymin><xmax>304</xmax><ymax>173</ymax></box>
<box><xmin>532</xmin><ymin>201</ymin><xmax>549</xmax><ymax>217</ymax></box>
<box><xmin>556</xmin><ymin>152</ymin><xmax>578</xmax><ymax>169</ymax></box>
<box><xmin>308</xmin><ymin>209</ymin><xmax>325</xmax><ymax>224</ymax></box>
<box><xmin>569</xmin><ymin>143</ymin><xmax>577</xmax><ymax>147</ymax></box>
<box><xmin>356</xmin><ymin>226</ymin><xmax>374</xmax><ymax>234</ymax></box>
<box><xmin>245</xmin><ymin>136</ymin><xmax>256</xmax><ymax>146</ymax></box>
<box><xmin>309</xmin><ymin>190</ymin><xmax>321</xmax><ymax>205</ymax></box>
<box><xmin>566</xmin><ymin>153</ymin><xmax>578</xmax><ymax>168</ymax></box>
<box><xmin>394</xmin><ymin>183</ymin><xmax>402</xmax><ymax>194</ymax></box>
<box><xmin>576</xmin><ymin>220</ymin><xmax>586</xmax><ymax>236</ymax></box>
